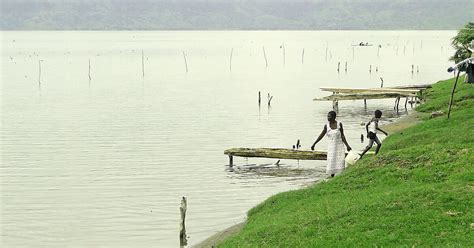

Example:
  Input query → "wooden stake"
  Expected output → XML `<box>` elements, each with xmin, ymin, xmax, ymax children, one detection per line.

<box><xmin>301</xmin><ymin>48</ymin><xmax>305</xmax><ymax>64</ymax></box>
<box><xmin>182</xmin><ymin>52</ymin><xmax>188</xmax><ymax>73</ymax></box>
<box><xmin>369</xmin><ymin>65</ymin><xmax>372</xmax><ymax>73</ymax></box>
<box><xmin>88</xmin><ymin>58</ymin><xmax>91</xmax><ymax>81</ymax></box>
<box><xmin>282</xmin><ymin>44</ymin><xmax>285</xmax><ymax>67</ymax></box>
<box><xmin>345</xmin><ymin>62</ymin><xmax>347</xmax><ymax>72</ymax></box>
<box><xmin>262</xmin><ymin>46</ymin><xmax>268</xmax><ymax>68</ymax></box>
<box><xmin>394</xmin><ymin>96</ymin><xmax>400</xmax><ymax>112</ymax></box>
<box><xmin>228</xmin><ymin>155</ymin><xmax>234</xmax><ymax>167</ymax></box>
<box><xmin>448</xmin><ymin>70</ymin><xmax>461</xmax><ymax>119</ymax></box>
<box><xmin>337</xmin><ymin>62</ymin><xmax>340</xmax><ymax>73</ymax></box>
<box><xmin>179</xmin><ymin>197</ymin><xmax>188</xmax><ymax>247</ymax></box>
<box><xmin>258</xmin><ymin>91</ymin><xmax>261</xmax><ymax>106</ymax></box>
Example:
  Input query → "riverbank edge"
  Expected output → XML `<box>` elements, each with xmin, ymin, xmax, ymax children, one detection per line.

<box><xmin>194</xmin><ymin>108</ymin><xmax>423</xmax><ymax>247</ymax></box>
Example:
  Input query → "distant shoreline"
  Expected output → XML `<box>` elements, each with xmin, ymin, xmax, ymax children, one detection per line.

<box><xmin>0</xmin><ymin>29</ymin><xmax>458</xmax><ymax>32</ymax></box>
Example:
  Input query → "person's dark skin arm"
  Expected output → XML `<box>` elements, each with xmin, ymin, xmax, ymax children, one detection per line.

<box><xmin>311</xmin><ymin>125</ymin><xmax>327</xmax><ymax>150</ymax></box>
<box><xmin>339</xmin><ymin>123</ymin><xmax>352</xmax><ymax>151</ymax></box>
<box><xmin>365</xmin><ymin>121</ymin><xmax>370</xmax><ymax>137</ymax></box>
<box><xmin>375</xmin><ymin>119</ymin><xmax>388</xmax><ymax>136</ymax></box>
<box><xmin>377</xmin><ymin>127</ymin><xmax>388</xmax><ymax>136</ymax></box>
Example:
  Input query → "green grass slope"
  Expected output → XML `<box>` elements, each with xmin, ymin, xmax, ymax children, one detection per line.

<box><xmin>219</xmin><ymin>77</ymin><xmax>474</xmax><ymax>247</ymax></box>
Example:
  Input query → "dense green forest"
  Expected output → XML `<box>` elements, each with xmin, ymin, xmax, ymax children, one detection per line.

<box><xmin>1</xmin><ymin>0</ymin><xmax>473</xmax><ymax>30</ymax></box>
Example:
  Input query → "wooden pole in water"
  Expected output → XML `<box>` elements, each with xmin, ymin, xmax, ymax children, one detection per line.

<box><xmin>258</xmin><ymin>91</ymin><xmax>261</xmax><ymax>106</ymax></box>
<box><xmin>394</xmin><ymin>96</ymin><xmax>400</xmax><ymax>112</ymax></box>
<box><xmin>267</xmin><ymin>93</ymin><xmax>273</xmax><ymax>106</ymax></box>
<box><xmin>301</xmin><ymin>48</ymin><xmax>305</xmax><ymax>64</ymax></box>
<box><xmin>262</xmin><ymin>46</ymin><xmax>268</xmax><ymax>68</ymax></box>
<box><xmin>447</xmin><ymin>70</ymin><xmax>461</xmax><ymax>119</ymax></box>
<box><xmin>337</xmin><ymin>62</ymin><xmax>340</xmax><ymax>73</ymax></box>
<box><xmin>228</xmin><ymin>155</ymin><xmax>234</xmax><ymax>167</ymax></box>
<box><xmin>369</xmin><ymin>65</ymin><xmax>372</xmax><ymax>73</ymax></box>
<box><xmin>182</xmin><ymin>52</ymin><xmax>188</xmax><ymax>73</ymax></box>
<box><xmin>179</xmin><ymin>197</ymin><xmax>188</xmax><ymax>247</ymax></box>
<box><xmin>229</xmin><ymin>48</ymin><xmax>233</xmax><ymax>71</ymax></box>
<box><xmin>282</xmin><ymin>44</ymin><xmax>285</xmax><ymax>67</ymax></box>
<box><xmin>88</xmin><ymin>58</ymin><xmax>91</xmax><ymax>81</ymax></box>
<box><xmin>380</xmin><ymin>77</ymin><xmax>384</xmax><ymax>88</ymax></box>
<box><xmin>404</xmin><ymin>97</ymin><xmax>408</xmax><ymax>109</ymax></box>
<box><xmin>411</xmin><ymin>64</ymin><xmax>414</xmax><ymax>74</ymax></box>
<box><xmin>345</xmin><ymin>62</ymin><xmax>347</xmax><ymax>72</ymax></box>
<box><xmin>142</xmin><ymin>50</ymin><xmax>145</xmax><ymax>77</ymax></box>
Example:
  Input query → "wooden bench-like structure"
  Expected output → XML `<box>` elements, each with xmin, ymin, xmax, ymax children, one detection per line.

<box><xmin>313</xmin><ymin>85</ymin><xmax>431</xmax><ymax>110</ymax></box>
<box><xmin>224</xmin><ymin>148</ymin><xmax>334</xmax><ymax>167</ymax></box>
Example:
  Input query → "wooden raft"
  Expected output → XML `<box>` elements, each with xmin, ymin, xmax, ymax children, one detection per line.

<box><xmin>314</xmin><ymin>86</ymin><xmax>430</xmax><ymax>101</ymax></box>
<box><xmin>224</xmin><ymin>148</ymin><xmax>335</xmax><ymax>166</ymax></box>
<box><xmin>319</xmin><ymin>87</ymin><xmax>420</xmax><ymax>95</ymax></box>
<box><xmin>314</xmin><ymin>93</ymin><xmax>404</xmax><ymax>101</ymax></box>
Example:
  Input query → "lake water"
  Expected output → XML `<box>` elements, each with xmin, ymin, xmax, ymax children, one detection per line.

<box><xmin>1</xmin><ymin>31</ymin><xmax>455</xmax><ymax>247</ymax></box>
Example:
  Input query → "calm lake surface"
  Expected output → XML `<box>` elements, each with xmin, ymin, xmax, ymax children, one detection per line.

<box><xmin>1</xmin><ymin>31</ymin><xmax>455</xmax><ymax>247</ymax></box>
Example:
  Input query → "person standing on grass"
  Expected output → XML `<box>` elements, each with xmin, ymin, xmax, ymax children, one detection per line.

<box><xmin>311</xmin><ymin>111</ymin><xmax>352</xmax><ymax>177</ymax></box>
<box><xmin>359</xmin><ymin>110</ymin><xmax>388</xmax><ymax>158</ymax></box>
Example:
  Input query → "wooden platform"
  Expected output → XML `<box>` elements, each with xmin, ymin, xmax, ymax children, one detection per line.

<box><xmin>314</xmin><ymin>93</ymin><xmax>406</xmax><ymax>101</ymax></box>
<box><xmin>224</xmin><ymin>148</ymin><xmax>335</xmax><ymax>166</ymax></box>
<box><xmin>314</xmin><ymin>86</ymin><xmax>429</xmax><ymax>106</ymax></box>
<box><xmin>319</xmin><ymin>87</ymin><xmax>420</xmax><ymax>95</ymax></box>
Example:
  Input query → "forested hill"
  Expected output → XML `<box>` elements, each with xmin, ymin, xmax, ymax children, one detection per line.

<box><xmin>2</xmin><ymin>0</ymin><xmax>473</xmax><ymax>30</ymax></box>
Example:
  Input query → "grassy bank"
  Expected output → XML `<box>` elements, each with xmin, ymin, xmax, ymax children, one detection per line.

<box><xmin>218</xmin><ymin>77</ymin><xmax>474</xmax><ymax>247</ymax></box>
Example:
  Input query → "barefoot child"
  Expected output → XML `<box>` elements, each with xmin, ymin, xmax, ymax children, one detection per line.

<box><xmin>360</xmin><ymin>110</ymin><xmax>388</xmax><ymax>158</ymax></box>
<box><xmin>311</xmin><ymin>111</ymin><xmax>352</xmax><ymax>177</ymax></box>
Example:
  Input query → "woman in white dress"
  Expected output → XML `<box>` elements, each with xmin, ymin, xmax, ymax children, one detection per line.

<box><xmin>311</xmin><ymin>111</ymin><xmax>352</xmax><ymax>177</ymax></box>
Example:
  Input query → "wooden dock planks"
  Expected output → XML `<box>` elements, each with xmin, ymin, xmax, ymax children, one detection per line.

<box><xmin>314</xmin><ymin>93</ymin><xmax>405</xmax><ymax>101</ymax></box>
<box><xmin>319</xmin><ymin>87</ymin><xmax>420</xmax><ymax>94</ymax></box>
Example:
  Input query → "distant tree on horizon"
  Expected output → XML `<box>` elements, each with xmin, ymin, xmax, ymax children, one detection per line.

<box><xmin>451</xmin><ymin>22</ymin><xmax>474</xmax><ymax>63</ymax></box>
